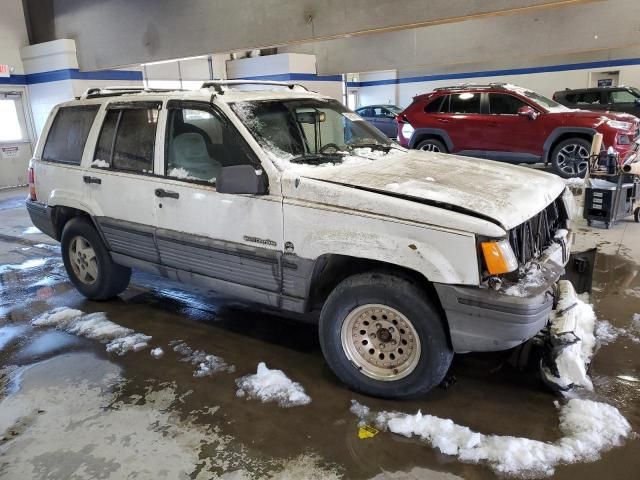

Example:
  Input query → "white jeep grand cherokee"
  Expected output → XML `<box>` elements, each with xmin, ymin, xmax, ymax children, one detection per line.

<box><xmin>26</xmin><ymin>81</ymin><xmax>574</xmax><ymax>398</ymax></box>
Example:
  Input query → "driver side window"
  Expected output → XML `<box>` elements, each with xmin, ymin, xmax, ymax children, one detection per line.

<box><xmin>165</xmin><ymin>105</ymin><xmax>259</xmax><ymax>184</ymax></box>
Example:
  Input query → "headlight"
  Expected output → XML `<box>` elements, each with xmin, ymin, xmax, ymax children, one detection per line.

<box><xmin>617</xmin><ymin>134</ymin><xmax>631</xmax><ymax>145</ymax></box>
<box><xmin>481</xmin><ymin>239</ymin><xmax>518</xmax><ymax>275</ymax></box>
<box><xmin>607</xmin><ymin>120</ymin><xmax>633</xmax><ymax>130</ymax></box>
<box><xmin>401</xmin><ymin>123</ymin><xmax>415</xmax><ymax>139</ymax></box>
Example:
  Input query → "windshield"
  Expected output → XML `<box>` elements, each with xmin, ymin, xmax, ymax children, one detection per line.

<box><xmin>387</xmin><ymin>105</ymin><xmax>403</xmax><ymax>114</ymax></box>
<box><xmin>231</xmin><ymin>98</ymin><xmax>396</xmax><ymax>167</ymax></box>
<box><xmin>518</xmin><ymin>90</ymin><xmax>565</xmax><ymax>110</ymax></box>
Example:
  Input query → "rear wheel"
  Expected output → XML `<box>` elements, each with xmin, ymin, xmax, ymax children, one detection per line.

<box><xmin>550</xmin><ymin>138</ymin><xmax>590</xmax><ymax>178</ymax></box>
<box><xmin>319</xmin><ymin>272</ymin><xmax>453</xmax><ymax>399</ymax></box>
<box><xmin>416</xmin><ymin>138</ymin><xmax>448</xmax><ymax>153</ymax></box>
<box><xmin>61</xmin><ymin>217</ymin><xmax>131</xmax><ymax>300</ymax></box>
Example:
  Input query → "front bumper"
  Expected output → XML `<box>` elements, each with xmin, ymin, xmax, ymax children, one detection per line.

<box><xmin>435</xmin><ymin>230</ymin><xmax>571</xmax><ymax>353</ymax></box>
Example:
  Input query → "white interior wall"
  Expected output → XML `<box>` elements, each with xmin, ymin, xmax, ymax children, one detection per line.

<box><xmin>0</xmin><ymin>0</ymin><xmax>28</xmax><ymax>76</ymax></box>
<box><xmin>355</xmin><ymin>64</ymin><xmax>640</xmax><ymax>108</ymax></box>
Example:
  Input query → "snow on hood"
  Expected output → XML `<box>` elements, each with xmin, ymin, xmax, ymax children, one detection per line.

<box><xmin>298</xmin><ymin>150</ymin><xmax>566</xmax><ymax>230</ymax></box>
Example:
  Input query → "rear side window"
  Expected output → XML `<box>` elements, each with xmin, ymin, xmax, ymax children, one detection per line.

<box><xmin>42</xmin><ymin>105</ymin><xmax>99</xmax><ymax>164</ymax></box>
<box><xmin>576</xmin><ymin>92</ymin><xmax>602</xmax><ymax>105</ymax></box>
<box><xmin>488</xmin><ymin>94</ymin><xmax>527</xmax><ymax>114</ymax></box>
<box><xmin>93</xmin><ymin>104</ymin><xmax>159</xmax><ymax>173</ymax></box>
<box><xmin>446</xmin><ymin>93</ymin><xmax>481</xmax><ymax>114</ymax></box>
<box><xmin>608</xmin><ymin>90</ymin><xmax>637</xmax><ymax>104</ymax></box>
<box><xmin>424</xmin><ymin>96</ymin><xmax>445</xmax><ymax>113</ymax></box>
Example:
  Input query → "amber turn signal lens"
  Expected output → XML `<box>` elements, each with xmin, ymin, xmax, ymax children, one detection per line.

<box><xmin>481</xmin><ymin>240</ymin><xmax>518</xmax><ymax>275</ymax></box>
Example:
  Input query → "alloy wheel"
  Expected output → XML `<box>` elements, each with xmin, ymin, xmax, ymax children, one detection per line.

<box><xmin>556</xmin><ymin>143</ymin><xmax>589</xmax><ymax>177</ymax></box>
<box><xmin>340</xmin><ymin>304</ymin><xmax>421</xmax><ymax>381</ymax></box>
<box><xmin>69</xmin><ymin>235</ymin><xmax>99</xmax><ymax>285</ymax></box>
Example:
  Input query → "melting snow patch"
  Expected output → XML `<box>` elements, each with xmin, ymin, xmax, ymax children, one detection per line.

<box><xmin>596</xmin><ymin>320</ymin><xmax>640</xmax><ymax>345</ymax></box>
<box><xmin>0</xmin><ymin>257</ymin><xmax>49</xmax><ymax>274</ymax></box>
<box><xmin>22</xmin><ymin>226</ymin><xmax>41</xmax><ymax>235</ymax></box>
<box><xmin>503</xmin><ymin>266</ymin><xmax>547</xmax><ymax>297</ymax></box>
<box><xmin>235</xmin><ymin>362</ymin><xmax>311</xmax><ymax>408</ymax></box>
<box><xmin>150</xmin><ymin>347</ymin><xmax>164</xmax><ymax>359</ymax></box>
<box><xmin>169</xmin><ymin>340</ymin><xmax>234</xmax><ymax>376</ymax></box>
<box><xmin>91</xmin><ymin>159</ymin><xmax>110</xmax><ymax>168</ymax></box>
<box><xmin>32</xmin><ymin>307</ymin><xmax>151</xmax><ymax>355</ymax></box>
<box><xmin>351</xmin><ymin>398</ymin><xmax>630</xmax><ymax>477</ymax></box>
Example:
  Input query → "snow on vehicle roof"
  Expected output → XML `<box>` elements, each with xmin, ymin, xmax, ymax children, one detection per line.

<box><xmin>60</xmin><ymin>84</ymin><xmax>330</xmax><ymax>109</ymax></box>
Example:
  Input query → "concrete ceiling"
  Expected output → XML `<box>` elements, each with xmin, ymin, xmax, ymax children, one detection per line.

<box><xmin>283</xmin><ymin>0</ymin><xmax>640</xmax><ymax>75</ymax></box>
<box><xmin>24</xmin><ymin>0</ymin><xmax>595</xmax><ymax>70</ymax></box>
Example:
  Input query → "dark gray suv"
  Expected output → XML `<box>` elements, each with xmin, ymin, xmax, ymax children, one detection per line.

<box><xmin>553</xmin><ymin>86</ymin><xmax>640</xmax><ymax>116</ymax></box>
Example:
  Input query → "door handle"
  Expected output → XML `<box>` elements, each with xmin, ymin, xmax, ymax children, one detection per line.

<box><xmin>155</xmin><ymin>188</ymin><xmax>179</xmax><ymax>199</ymax></box>
<box><xmin>437</xmin><ymin>118</ymin><xmax>451</xmax><ymax>123</ymax></box>
<box><xmin>83</xmin><ymin>175</ymin><xmax>101</xmax><ymax>184</ymax></box>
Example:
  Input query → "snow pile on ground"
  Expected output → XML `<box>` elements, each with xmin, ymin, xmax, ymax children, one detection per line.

<box><xmin>0</xmin><ymin>257</ymin><xmax>49</xmax><ymax>275</ymax></box>
<box><xmin>564</xmin><ymin>177</ymin><xmax>585</xmax><ymax>186</ymax></box>
<box><xmin>542</xmin><ymin>281</ymin><xmax>597</xmax><ymax>391</ymax></box>
<box><xmin>150</xmin><ymin>347</ymin><xmax>164</xmax><ymax>359</ymax></box>
<box><xmin>169</xmin><ymin>340</ymin><xmax>235</xmax><ymax>377</ymax></box>
<box><xmin>32</xmin><ymin>307</ymin><xmax>151</xmax><ymax>355</ymax></box>
<box><xmin>91</xmin><ymin>159</ymin><xmax>110</xmax><ymax>168</ymax></box>
<box><xmin>351</xmin><ymin>398</ymin><xmax>631</xmax><ymax>477</ymax></box>
<box><xmin>235</xmin><ymin>362</ymin><xmax>311</xmax><ymax>407</ymax></box>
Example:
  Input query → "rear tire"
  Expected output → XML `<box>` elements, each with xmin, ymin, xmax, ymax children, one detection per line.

<box><xmin>61</xmin><ymin>217</ymin><xmax>131</xmax><ymax>300</ymax></box>
<box><xmin>319</xmin><ymin>272</ymin><xmax>453</xmax><ymax>399</ymax></box>
<box><xmin>416</xmin><ymin>138</ymin><xmax>448</xmax><ymax>153</ymax></box>
<box><xmin>550</xmin><ymin>138</ymin><xmax>590</xmax><ymax>179</ymax></box>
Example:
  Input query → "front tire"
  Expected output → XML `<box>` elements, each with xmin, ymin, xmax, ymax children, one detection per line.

<box><xmin>319</xmin><ymin>272</ymin><xmax>453</xmax><ymax>399</ymax></box>
<box><xmin>416</xmin><ymin>138</ymin><xmax>448</xmax><ymax>153</ymax></box>
<box><xmin>550</xmin><ymin>138</ymin><xmax>590</xmax><ymax>178</ymax></box>
<box><xmin>61</xmin><ymin>217</ymin><xmax>131</xmax><ymax>300</ymax></box>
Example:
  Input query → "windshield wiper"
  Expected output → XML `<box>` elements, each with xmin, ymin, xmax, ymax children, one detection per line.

<box><xmin>289</xmin><ymin>153</ymin><xmax>341</xmax><ymax>165</ymax></box>
<box><xmin>347</xmin><ymin>143</ymin><xmax>392</xmax><ymax>153</ymax></box>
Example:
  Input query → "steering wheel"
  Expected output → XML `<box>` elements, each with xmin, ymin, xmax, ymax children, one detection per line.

<box><xmin>319</xmin><ymin>143</ymin><xmax>341</xmax><ymax>154</ymax></box>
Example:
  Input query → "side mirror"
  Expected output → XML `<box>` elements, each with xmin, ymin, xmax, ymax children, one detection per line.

<box><xmin>216</xmin><ymin>165</ymin><xmax>268</xmax><ymax>195</ymax></box>
<box><xmin>517</xmin><ymin>105</ymin><xmax>538</xmax><ymax>119</ymax></box>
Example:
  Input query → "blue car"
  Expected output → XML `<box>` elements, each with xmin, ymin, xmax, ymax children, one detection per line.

<box><xmin>355</xmin><ymin>104</ymin><xmax>403</xmax><ymax>138</ymax></box>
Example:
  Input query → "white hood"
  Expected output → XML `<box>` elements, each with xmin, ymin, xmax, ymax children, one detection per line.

<box><xmin>297</xmin><ymin>150</ymin><xmax>566</xmax><ymax>230</ymax></box>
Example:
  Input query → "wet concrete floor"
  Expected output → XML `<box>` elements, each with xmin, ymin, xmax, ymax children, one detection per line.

<box><xmin>0</xmin><ymin>186</ymin><xmax>638</xmax><ymax>479</ymax></box>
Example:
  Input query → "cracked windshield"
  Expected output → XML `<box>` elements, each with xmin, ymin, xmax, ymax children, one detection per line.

<box><xmin>232</xmin><ymin>99</ymin><xmax>400</xmax><ymax>167</ymax></box>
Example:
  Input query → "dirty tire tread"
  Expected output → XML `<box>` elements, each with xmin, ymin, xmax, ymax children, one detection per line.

<box><xmin>550</xmin><ymin>137</ymin><xmax>590</xmax><ymax>179</ymax></box>
<box><xmin>319</xmin><ymin>272</ymin><xmax>453</xmax><ymax>399</ymax></box>
<box><xmin>61</xmin><ymin>217</ymin><xmax>131</xmax><ymax>300</ymax></box>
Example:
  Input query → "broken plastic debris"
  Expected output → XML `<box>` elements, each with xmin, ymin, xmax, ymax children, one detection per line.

<box><xmin>540</xmin><ymin>280</ymin><xmax>596</xmax><ymax>391</ymax></box>
<box><xmin>358</xmin><ymin>425</ymin><xmax>379</xmax><ymax>439</ymax></box>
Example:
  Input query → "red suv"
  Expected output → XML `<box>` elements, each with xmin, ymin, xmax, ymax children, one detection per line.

<box><xmin>396</xmin><ymin>83</ymin><xmax>640</xmax><ymax>178</ymax></box>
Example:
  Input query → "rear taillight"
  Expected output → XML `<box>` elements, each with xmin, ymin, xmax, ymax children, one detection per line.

<box><xmin>395</xmin><ymin>114</ymin><xmax>405</xmax><ymax>124</ymax></box>
<box><xmin>28</xmin><ymin>167</ymin><xmax>36</xmax><ymax>201</ymax></box>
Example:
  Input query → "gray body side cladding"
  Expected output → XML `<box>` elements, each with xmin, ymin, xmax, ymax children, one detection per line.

<box><xmin>542</xmin><ymin>127</ymin><xmax>596</xmax><ymax>162</ymax></box>
<box><xmin>408</xmin><ymin>128</ymin><xmax>454</xmax><ymax>151</ymax></box>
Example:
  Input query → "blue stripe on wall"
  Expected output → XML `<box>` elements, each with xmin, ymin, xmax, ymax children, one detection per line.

<box><xmin>236</xmin><ymin>73</ymin><xmax>343</xmax><ymax>82</ymax></box>
<box><xmin>348</xmin><ymin>57</ymin><xmax>640</xmax><ymax>88</ymax></box>
<box><xmin>0</xmin><ymin>68</ymin><xmax>143</xmax><ymax>86</ymax></box>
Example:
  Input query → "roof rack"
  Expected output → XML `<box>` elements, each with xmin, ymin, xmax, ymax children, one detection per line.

<box><xmin>433</xmin><ymin>82</ymin><xmax>510</xmax><ymax>91</ymax></box>
<box><xmin>80</xmin><ymin>86</ymin><xmax>184</xmax><ymax>99</ymax></box>
<box><xmin>201</xmin><ymin>80</ymin><xmax>309</xmax><ymax>94</ymax></box>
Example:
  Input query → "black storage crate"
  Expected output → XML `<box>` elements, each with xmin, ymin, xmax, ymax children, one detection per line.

<box><xmin>583</xmin><ymin>178</ymin><xmax>637</xmax><ymax>228</ymax></box>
